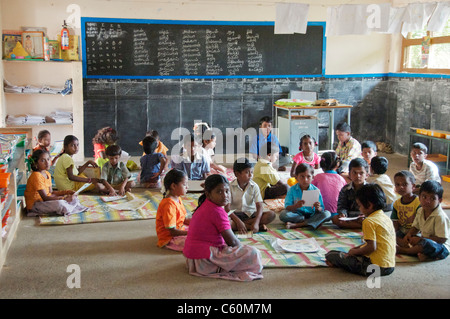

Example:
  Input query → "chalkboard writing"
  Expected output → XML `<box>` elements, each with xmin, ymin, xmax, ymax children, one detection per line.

<box><xmin>83</xmin><ymin>76</ymin><xmax>404</xmax><ymax>157</ymax></box>
<box><xmin>82</xmin><ymin>18</ymin><xmax>325</xmax><ymax>78</ymax></box>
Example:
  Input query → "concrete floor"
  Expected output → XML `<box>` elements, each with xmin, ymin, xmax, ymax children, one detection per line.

<box><xmin>0</xmin><ymin>152</ymin><xmax>449</xmax><ymax>299</ymax></box>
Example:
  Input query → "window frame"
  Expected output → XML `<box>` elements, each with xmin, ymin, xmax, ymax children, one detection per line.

<box><xmin>400</xmin><ymin>31</ymin><xmax>450</xmax><ymax>74</ymax></box>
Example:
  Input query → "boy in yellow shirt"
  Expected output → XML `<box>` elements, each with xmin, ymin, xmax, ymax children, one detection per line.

<box><xmin>252</xmin><ymin>142</ymin><xmax>288</xmax><ymax>200</ymax></box>
<box><xmin>396</xmin><ymin>181</ymin><xmax>449</xmax><ymax>261</ymax></box>
<box><xmin>325</xmin><ymin>183</ymin><xmax>396</xmax><ymax>276</ymax></box>
<box><xmin>391</xmin><ymin>170</ymin><xmax>420</xmax><ymax>247</ymax></box>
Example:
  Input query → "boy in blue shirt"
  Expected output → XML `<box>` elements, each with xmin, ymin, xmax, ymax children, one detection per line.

<box><xmin>170</xmin><ymin>133</ymin><xmax>210</xmax><ymax>180</ymax></box>
<box><xmin>140</xmin><ymin>136</ymin><xmax>167</xmax><ymax>187</ymax></box>
<box><xmin>249</xmin><ymin>116</ymin><xmax>289</xmax><ymax>170</ymax></box>
<box><xmin>279</xmin><ymin>163</ymin><xmax>331</xmax><ymax>230</ymax></box>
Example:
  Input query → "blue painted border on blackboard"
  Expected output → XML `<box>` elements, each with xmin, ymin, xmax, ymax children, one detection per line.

<box><xmin>324</xmin><ymin>73</ymin><xmax>450</xmax><ymax>79</ymax></box>
<box><xmin>81</xmin><ymin>17</ymin><xmax>327</xmax><ymax>79</ymax></box>
<box><xmin>388</xmin><ymin>72</ymin><xmax>450</xmax><ymax>79</ymax></box>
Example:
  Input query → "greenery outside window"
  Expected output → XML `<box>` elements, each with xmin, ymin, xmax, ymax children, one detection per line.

<box><xmin>400</xmin><ymin>19</ymin><xmax>450</xmax><ymax>74</ymax></box>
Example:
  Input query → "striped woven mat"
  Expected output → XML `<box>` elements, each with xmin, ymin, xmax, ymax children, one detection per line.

<box><xmin>39</xmin><ymin>191</ymin><xmax>200</xmax><ymax>226</ymax></box>
<box><xmin>239</xmin><ymin>224</ymin><xmax>418</xmax><ymax>268</ymax></box>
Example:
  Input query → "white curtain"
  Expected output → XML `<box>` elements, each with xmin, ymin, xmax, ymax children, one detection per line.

<box><xmin>326</xmin><ymin>3</ymin><xmax>391</xmax><ymax>36</ymax></box>
<box><xmin>324</xmin><ymin>2</ymin><xmax>450</xmax><ymax>37</ymax></box>
<box><xmin>275</xmin><ymin>3</ymin><xmax>309</xmax><ymax>34</ymax></box>
<box><xmin>427</xmin><ymin>1</ymin><xmax>450</xmax><ymax>32</ymax></box>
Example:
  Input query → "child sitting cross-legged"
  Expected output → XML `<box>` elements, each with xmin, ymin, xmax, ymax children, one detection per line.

<box><xmin>335</xmin><ymin>122</ymin><xmax>362</xmax><ymax>175</ymax></box>
<box><xmin>279</xmin><ymin>163</ymin><xmax>331</xmax><ymax>230</ymax></box>
<box><xmin>202</xmin><ymin>129</ymin><xmax>227</xmax><ymax>176</ymax></box>
<box><xmin>183</xmin><ymin>174</ymin><xmax>263</xmax><ymax>281</ymax></box>
<box><xmin>54</xmin><ymin>135</ymin><xmax>100</xmax><ymax>193</ymax></box>
<box><xmin>92</xmin><ymin>126</ymin><xmax>119</xmax><ymax>169</ymax></box>
<box><xmin>367</xmin><ymin>156</ymin><xmax>398</xmax><ymax>211</ymax></box>
<box><xmin>170</xmin><ymin>133</ymin><xmax>210</xmax><ymax>180</ymax></box>
<box><xmin>333</xmin><ymin>158</ymin><xmax>369</xmax><ymax>229</ymax></box>
<box><xmin>24</xmin><ymin>149</ymin><xmax>88</xmax><ymax>216</ymax></box>
<box><xmin>156</xmin><ymin>169</ymin><xmax>190</xmax><ymax>251</ymax></box>
<box><xmin>225</xmin><ymin>158</ymin><xmax>275</xmax><ymax>234</ymax></box>
<box><xmin>140</xmin><ymin>135</ymin><xmax>167</xmax><ymax>188</ymax></box>
<box><xmin>290</xmin><ymin>134</ymin><xmax>320</xmax><ymax>177</ymax></box>
<box><xmin>325</xmin><ymin>183</ymin><xmax>396</xmax><ymax>277</ymax></box>
<box><xmin>409</xmin><ymin>142</ymin><xmax>441</xmax><ymax>189</ymax></box>
<box><xmin>361</xmin><ymin>140</ymin><xmax>378</xmax><ymax>168</ymax></box>
<box><xmin>252</xmin><ymin>142</ymin><xmax>288</xmax><ymax>200</ymax></box>
<box><xmin>98</xmin><ymin>145</ymin><xmax>135</xmax><ymax>196</ymax></box>
<box><xmin>312</xmin><ymin>151</ymin><xmax>347</xmax><ymax>215</ymax></box>
<box><xmin>396</xmin><ymin>181</ymin><xmax>449</xmax><ymax>261</ymax></box>
<box><xmin>391</xmin><ymin>170</ymin><xmax>420</xmax><ymax>247</ymax></box>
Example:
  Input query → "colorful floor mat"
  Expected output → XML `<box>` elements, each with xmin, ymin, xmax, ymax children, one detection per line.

<box><xmin>239</xmin><ymin>224</ymin><xmax>418</xmax><ymax>268</ymax></box>
<box><xmin>39</xmin><ymin>191</ymin><xmax>200</xmax><ymax>226</ymax></box>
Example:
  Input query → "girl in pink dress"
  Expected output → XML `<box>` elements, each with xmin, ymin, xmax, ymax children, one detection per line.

<box><xmin>290</xmin><ymin>135</ymin><xmax>320</xmax><ymax>178</ymax></box>
<box><xmin>312</xmin><ymin>151</ymin><xmax>347</xmax><ymax>215</ymax></box>
<box><xmin>183</xmin><ymin>174</ymin><xmax>263</xmax><ymax>281</ymax></box>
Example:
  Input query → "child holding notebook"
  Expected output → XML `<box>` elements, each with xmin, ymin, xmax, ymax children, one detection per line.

<box><xmin>54</xmin><ymin>135</ymin><xmax>100</xmax><ymax>193</ymax></box>
<box><xmin>279</xmin><ymin>163</ymin><xmax>331</xmax><ymax>230</ymax></box>
<box><xmin>25</xmin><ymin>149</ymin><xmax>87</xmax><ymax>216</ymax></box>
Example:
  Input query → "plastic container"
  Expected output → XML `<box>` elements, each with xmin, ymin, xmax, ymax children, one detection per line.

<box><xmin>17</xmin><ymin>184</ymin><xmax>26</xmax><ymax>197</ymax></box>
<box><xmin>61</xmin><ymin>20</ymin><xmax>70</xmax><ymax>50</ymax></box>
<box><xmin>416</xmin><ymin>128</ymin><xmax>429</xmax><ymax>135</ymax></box>
<box><xmin>0</xmin><ymin>173</ymin><xmax>11</xmax><ymax>188</ymax></box>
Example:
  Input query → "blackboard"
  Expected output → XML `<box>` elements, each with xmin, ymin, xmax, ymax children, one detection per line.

<box><xmin>81</xmin><ymin>18</ymin><xmax>326</xmax><ymax>156</ymax></box>
<box><xmin>81</xmin><ymin>18</ymin><xmax>325</xmax><ymax>78</ymax></box>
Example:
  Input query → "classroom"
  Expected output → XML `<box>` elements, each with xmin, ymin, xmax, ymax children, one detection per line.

<box><xmin>0</xmin><ymin>0</ymin><xmax>449</xmax><ymax>301</ymax></box>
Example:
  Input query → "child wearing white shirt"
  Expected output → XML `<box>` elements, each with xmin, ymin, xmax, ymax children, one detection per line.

<box><xmin>225</xmin><ymin>158</ymin><xmax>275</xmax><ymax>233</ymax></box>
<box><xmin>409</xmin><ymin>142</ymin><xmax>441</xmax><ymax>187</ymax></box>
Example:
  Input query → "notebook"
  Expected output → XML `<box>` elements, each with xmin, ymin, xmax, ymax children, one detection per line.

<box><xmin>188</xmin><ymin>180</ymin><xmax>204</xmax><ymax>192</ymax></box>
<box><xmin>50</xmin><ymin>140</ymin><xmax>63</xmax><ymax>157</ymax></box>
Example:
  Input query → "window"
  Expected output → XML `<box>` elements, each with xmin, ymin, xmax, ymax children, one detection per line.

<box><xmin>400</xmin><ymin>19</ymin><xmax>450</xmax><ymax>74</ymax></box>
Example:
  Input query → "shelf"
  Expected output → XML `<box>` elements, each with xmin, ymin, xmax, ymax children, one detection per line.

<box><xmin>1</xmin><ymin>209</ymin><xmax>21</xmax><ymax>266</ymax></box>
<box><xmin>2</xmin><ymin>59</ymin><xmax>81</xmax><ymax>64</ymax></box>
<box><xmin>1</xmin><ymin>194</ymin><xmax>13</xmax><ymax>219</ymax></box>
<box><xmin>0</xmin><ymin>135</ymin><xmax>28</xmax><ymax>271</ymax></box>
<box><xmin>4</xmin><ymin>92</ymin><xmax>71</xmax><ymax>96</ymax></box>
<box><xmin>6</xmin><ymin>123</ymin><xmax>73</xmax><ymax>128</ymax></box>
<box><xmin>1</xmin><ymin>59</ymin><xmax>82</xmax><ymax>151</ymax></box>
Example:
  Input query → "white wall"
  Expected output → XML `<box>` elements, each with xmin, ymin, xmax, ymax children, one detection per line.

<box><xmin>1</xmin><ymin>0</ymin><xmax>394</xmax><ymax>75</ymax></box>
<box><xmin>1</xmin><ymin>0</ymin><xmax>397</xmax><ymax>159</ymax></box>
